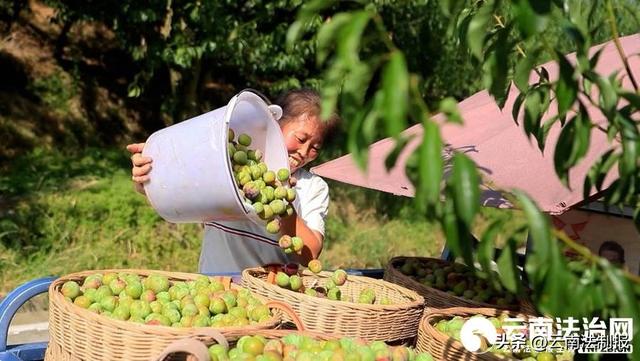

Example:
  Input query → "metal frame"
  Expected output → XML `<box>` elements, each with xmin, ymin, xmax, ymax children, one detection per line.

<box><xmin>0</xmin><ymin>277</ymin><xmax>55</xmax><ymax>361</ymax></box>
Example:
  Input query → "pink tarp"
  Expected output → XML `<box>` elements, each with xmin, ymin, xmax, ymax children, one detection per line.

<box><xmin>311</xmin><ymin>34</ymin><xmax>640</xmax><ymax>215</ymax></box>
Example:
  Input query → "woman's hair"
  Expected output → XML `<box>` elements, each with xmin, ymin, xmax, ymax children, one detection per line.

<box><xmin>598</xmin><ymin>240</ymin><xmax>625</xmax><ymax>263</ymax></box>
<box><xmin>276</xmin><ymin>88</ymin><xmax>341</xmax><ymax>141</ymax></box>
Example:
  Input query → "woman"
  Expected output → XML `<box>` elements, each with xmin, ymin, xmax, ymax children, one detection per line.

<box><xmin>127</xmin><ymin>89</ymin><xmax>340</xmax><ymax>273</ymax></box>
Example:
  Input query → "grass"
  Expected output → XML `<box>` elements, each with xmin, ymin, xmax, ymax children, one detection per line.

<box><xmin>0</xmin><ymin>147</ymin><xmax>525</xmax><ymax>295</ymax></box>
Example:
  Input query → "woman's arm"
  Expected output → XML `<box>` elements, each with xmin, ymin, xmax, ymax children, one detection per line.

<box><xmin>279</xmin><ymin>212</ymin><xmax>323</xmax><ymax>266</ymax></box>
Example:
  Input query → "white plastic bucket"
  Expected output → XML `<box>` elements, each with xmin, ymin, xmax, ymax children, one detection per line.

<box><xmin>141</xmin><ymin>90</ymin><xmax>289</xmax><ymax>223</ymax></box>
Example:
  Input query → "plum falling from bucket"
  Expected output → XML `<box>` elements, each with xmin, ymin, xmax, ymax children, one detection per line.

<box><xmin>226</xmin><ymin>128</ymin><xmax>298</xmax><ymax>235</ymax></box>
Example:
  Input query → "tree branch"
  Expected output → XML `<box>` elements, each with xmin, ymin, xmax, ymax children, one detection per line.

<box><xmin>606</xmin><ymin>0</ymin><xmax>639</xmax><ymax>91</ymax></box>
<box><xmin>553</xmin><ymin>229</ymin><xmax>640</xmax><ymax>284</ymax></box>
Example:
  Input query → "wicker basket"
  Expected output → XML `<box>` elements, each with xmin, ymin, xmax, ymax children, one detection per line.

<box><xmin>155</xmin><ymin>325</ymin><xmax>408</xmax><ymax>361</ymax></box>
<box><xmin>45</xmin><ymin>269</ymin><xmax>286</xmax><ymax>361</ymax></box>
<box><xmin>45</xmin><ymin>329</ymin><xmax>227</xmax><ymax>361</ymax></box>
<box><xmin>241</xmin><ymin>267</ymin><xmax>425</xmax><ymax>342</ymax></box>
<box><xmin>416</xmin><ymin>307</ymin><xmax>535</xmax><ymax>361</ymax></box>
<box><xmin>384</xmin><ymin>256</ymin><xmax>532</xmax><ymax>311</ymax></box>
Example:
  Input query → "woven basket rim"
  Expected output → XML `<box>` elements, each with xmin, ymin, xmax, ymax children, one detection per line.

<box><xmin>422</xmin><ymin>306</ymin><xmax>534</xmax><ymax>325</ymax></box>
<box><xmin>386</xmin><ymin>256</ymin><xmax>522</xmax><ymax>311</ymax></box>
<box><xmin>50</xmin><ymin>268</ymin><xmax>281</xmax><ymax>333</ymax></box>
<box><xmin>243</xmin><ymin>267</ymin><xmax>424</xmax><ymax>310</ymax></box>
<box><xmin>420</xmin><ymin>306</ymin><xmax>536</xmax><ymax>357</ymax></box>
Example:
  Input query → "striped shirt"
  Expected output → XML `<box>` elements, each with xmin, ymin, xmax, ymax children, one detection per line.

<box><xmin>198</xmin><ymin>168</ymin><xmax>329</xmax><ymax>273</ymax></box>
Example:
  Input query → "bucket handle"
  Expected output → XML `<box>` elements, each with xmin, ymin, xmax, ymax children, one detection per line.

<box><xmin>240</xmin><ymin>88</ymin><xmax>271</xmax><ymax>104</ymax></box>
<box><xmin>240</xmin><ymin>88</ymin><xmax>283</xmax><ymax>121</ymax></box>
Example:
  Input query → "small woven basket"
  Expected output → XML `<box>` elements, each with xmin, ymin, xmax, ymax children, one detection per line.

<box><xmin>241</xmin><ymin>267</ymin><xmax>425</xmax><ymax>342</ymax></box>
<box><xmin>45</xmin><ymin>269</ymin><xmax>285</xmax><ymax>361</ymax></box>
<box><xmin>384</xmin><ymin>256</ymin><xmax>532</xmax><ymax>311</ymax></box>
<box><xmin>416</xmin><ymin>307</ymin><xmax>535</xmax><ymax>361</ymax></box>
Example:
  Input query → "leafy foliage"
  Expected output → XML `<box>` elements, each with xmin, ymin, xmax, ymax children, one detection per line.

<box><xmin>289</xmin><ymin>0</ymin><xmax>640</xmax><ymax>358</ymax></box>
<box><xmin>38</xmin><ymin>0</ymin><xmax>484</xmax><ymax>129</ymax></box>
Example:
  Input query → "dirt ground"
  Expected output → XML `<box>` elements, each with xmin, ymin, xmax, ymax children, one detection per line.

<box><xmin>0</xmin><ymin>0</ymin><xmax>142</xmax><ymax>163</ymax></box>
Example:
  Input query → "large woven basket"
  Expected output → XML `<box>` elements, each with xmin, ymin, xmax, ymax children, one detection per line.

<box><xmin>241</xmin><ymin>267</ymin><xmax>425</xmax><ymax>342</ymax></box>
<box><xmin>384</xmin><ymin>256</ymin><xmax>534</xmax><ymax>312</ymax></box>
<box><xmin>154</xmin><ymin>322</ymin><xmax>417</xmax><ymax>361</ymax></box>
<box><xmin>45</xmin><ymin>269</ymin><xmax>286</xmax><ymax>361</ymax></box>
<box><xmin>154</xmin><ymin>329</ymin><xmax>336</xmax><ymax>361</ymax></box>
<box><xmin>416</xmin><ymin>307</ymin><xmax>536</xmax><ymax>361</ymax></box>
<box><xmin>45</xmin><ymin>329</ymin><xmax>228</xmax><ymax>361</ymax></box>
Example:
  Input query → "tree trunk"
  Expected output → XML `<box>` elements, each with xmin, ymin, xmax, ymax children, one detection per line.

<box><xmin>176</xmin><ymin>57</ymin><xmax>202</xmax><ymax>121</ymax></box>
<box><xmin>11</xmin><ymin>0</ymin><xmax>25</xmax><ymax>23</ymax></box>
<box><xmin>54</xmin><ymin>19</ymin><xmax>74</xmax><ymax>60</ymax></box>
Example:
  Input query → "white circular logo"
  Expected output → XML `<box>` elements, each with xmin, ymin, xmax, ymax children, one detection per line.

<box><xmin>460</xmin><ymin>317</ymin><xmax>498</xmax><ymax>353</ymax></box>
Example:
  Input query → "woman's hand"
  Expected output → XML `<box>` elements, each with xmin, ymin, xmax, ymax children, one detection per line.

<box><xmin>126</xmin><ymin>143</ymin><xmax>152</xmax><ymax>195</ymax></box>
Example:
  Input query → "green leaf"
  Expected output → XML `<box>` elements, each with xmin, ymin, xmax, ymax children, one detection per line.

<box><xmin>604</xmin><ymin>179</ymin><xmax>623</xmax><ymax>205</ymax></box>
<box><xmin>455</xmin><ymin>8</ymin><xmax>474</xmax><ymax>44</ymax></box>
<box><xmin>529</xmin><ymin>0</ymin><xmax>552</xmax><ymax>14</ymax></box>
<box><xmin>536</xmin><ymin>115</ymin><xmax>561</xmax><ymax>152</ymax></box>
<box><xmin>595</xmin><ymin>74</ymin><xmax>618</xmax><ymax>117</ymax></box>
<box><xmin>514</xmin><ymin>52</ymin><xmax>538</xmax><ymax>92</ymax></box>
<box><xmin>553</xmin><ymin>104</ymin><xmax>591</xmax><ymax>185</ymax></box>
<box><xmin>315</xmin><ymin>13</ymin><xmax>351</xmax><ymax>65</ymax></box>
<box><xmin>381</xmin><ymin>52</ymin><xmax>409</xmax><ymax>138</ymax></box>
<box><xmin>320</xmin><ymin>62</ymin><xmax>346</xmax><ymax>123</ymax></box>
<box><xmin>439</xmin><ymin>0</ymin><xmax>453</xmax><ymax>16</ymax></box>
<box><xmin>511</xmin><ymin>91</ymin><xmax>526</xmax><ymax>125</ymax></box>
<box><xmin>620</xmin><ymin>135</ymin><xmax>638</xmax><ymax>176</ymax></box>
<box><xmin>601</xmin><ymin>263</ymin><xmax>640</xmax><ymax>346</ymax></box>
<box><xmin>564</xmin><ymin>24</ymin><xmax>588</xmax><ymax>58</ymax></box>
<box><xmin>539</xmin><ymin>244</ymin><xmax>573</xmax><ymax>317</ymax></box>
<box><xmin>439</xmin><ymin>0</ymin><xmax>464</xmax><ymax>17</ymax></box>
<box><xmin>418</xmin><ymin>119</ymin><xmax>444</xmax><ymax>205</ymax></box>
<box><xmin>466</xmin><ymin>2</ymin><xmax>494</xmax><ymax>60</ymax></box>
<box><xmin>341</xmin><ymin>61</ymin><xmax>374</xmax><ymax>109</ymax></box>
<box><xmin>589</xmin><ymin>283</ymin><xmax>605</xmax><ymax>311</ymax></box>
<box><xmin>384</xmin><ymin>136</ymin><xmax>410</xmax><ymax>171</ymax></box>
<box><xmin>588</xmin><ymin>46</ymin><xmax>605</xmax><ymax>70</ymax></box>
<box><xmin>336</xmin><ymin>11</ymin><xmax>372</xmax><ymax>67</ymax></box>
<box><xmin>347</xmin><ymin>108</ymin><xmax>368</xmax><ymax>170</ymax></box>
<box><xmin>620</xmin><ymin>91</ymin><xmax>640</xmax><ymax>109</ymax></box>
<box><xmin>362</xmin><ymin>90</ymin><xmax>384</xmax><ymax>143</ymax></box>
<box><xmin>298</xmin><ymin>0</ymin><xmax>336</xmax><ymax>19</ymax></box>
<box><xmin>555</xmin><ymin>51</ymin><xmax>577</xmax><ymax>116</ymax></box>
<box><xmin>285</xmin><ymin>21</ymin><xmax>305</xmax><ymax>52</ymax></box>
<box><xmin>450</xmin><ymin>153</ymin><xmax>480</xmax><ymax>226</ymax></box>
<box><xmin>517</xmin><ymin>191</ymin><xmax>551</xmax><ymax>286</ymax></box>
<box><xmin>483</xmin><ymin>27</ymin><xmax>511</xmax><ymax>106</ymax></box>
<box><xmin>513</xmin><ymin>0</ymin><xmax>549</xmax><ymax>37</ymax></box>
<box><xmin>439</xmin><ymin>97</ymin><xmax>462</xmax><ymax>124</ymax></box>
<box><xmin>442</xmin><ymin>198</ymin><xmax>475</xmax><ymax>267</ymax></box>
<box><xmin>127</xmin><ymin>84</ymin><xmax>141</xmax><ymax>98</ymax></box>
<box><xmin>583</xmin><ymin>149</ymin><xmax>619</xmax><ymax>200</ymax></box>
<box><xmin>523</xmin><ymin>90</ymin><xmax>542</xmax><ymax>136</ymax></box>
<box><xmin>478</xmin><ymin>220</ymin><xmax>500</xmax><ymax>274</ymax></box>
<box><xmin>497</xmin><ymin>238</ymin><xmax>522</xmax><ymax>294</ymax></box>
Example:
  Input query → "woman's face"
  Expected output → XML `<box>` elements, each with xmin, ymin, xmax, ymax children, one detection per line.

<box><xmin>280</xmin><ymin>115</ymin><xmax>324</xmax><ymax>173</ymax></box>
